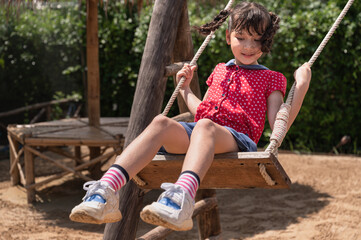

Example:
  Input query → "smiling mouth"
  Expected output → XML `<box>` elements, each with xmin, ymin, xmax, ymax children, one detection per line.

<box><xmin>242</xmin><ymin>53</ymin><xmax>254</xmax><ymax>57</ymax></box>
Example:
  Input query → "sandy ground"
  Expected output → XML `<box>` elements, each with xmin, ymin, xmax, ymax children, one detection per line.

<box><xmin>0</xmin><ymin>152</ymin><xmax>360</xmax><ymax>240</ymax></box>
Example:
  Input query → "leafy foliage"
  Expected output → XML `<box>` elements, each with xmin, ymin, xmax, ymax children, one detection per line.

<box><xmin>1</xmin><ymin>0</ymin><xmax>360</xmax><ymax>154</ymax></box>
<box><xmin>189</xmin><ymin>0</ymin><xmax>361</xmax><ymax>153</ymax></box>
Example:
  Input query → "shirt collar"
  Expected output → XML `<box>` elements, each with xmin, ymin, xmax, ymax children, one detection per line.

<box><xmin>225</xmin><ymin>59</ymin><xmax>269</xmax><ymax>70</ymax></box>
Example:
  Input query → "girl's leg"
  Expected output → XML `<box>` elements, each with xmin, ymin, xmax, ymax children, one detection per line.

<box><xmin>112</xmin><ymin>114</ymin><xmax>190</xmax><ymax>179</ymax></box>
<box><xmin>140</xmin><ymin>119</ymin><xmax>239</xmax><ymax>231</ymax></box>
<box><xmin>70</xmin><ymin>115</ymin><xmax>190</xmax><ymax>224</ymax></box>
<box><xmin>170</xmin><ymin>118</ymin><xmax>238</xmax><ymax>202</ymax></box>
<box><xmin>181</xmin><ymin>118</ymin><xmax>239</xmax><ymax>180</ymax></box>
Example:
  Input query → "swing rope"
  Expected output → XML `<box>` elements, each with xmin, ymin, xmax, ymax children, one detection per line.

<box><xmin>137</xmin><ymin>0</ymin><xmax>355</xmax><ymax>189</ymax></box>
<box><xmin>161</xmin><ymin>0</ymin><xmax>234</xmax><ymax>116</ymax></box>
<box><xmin>266</xmin><ymin>0</ymin><xmax>354</xmax><ymax>154</ymax></box>
<box><xmin>159</xmin><ymin>0</ymin><xmax>354</xmax><ymax>185</ymax></box>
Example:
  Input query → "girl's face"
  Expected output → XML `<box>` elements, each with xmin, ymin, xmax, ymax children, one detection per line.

<box><xmin>226</xmin><ymin>29</ymin><xmax>263</xmax><ymax>65</ymax></box>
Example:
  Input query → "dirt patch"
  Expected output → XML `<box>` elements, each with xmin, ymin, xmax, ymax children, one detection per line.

<box><xmin>0</xmin><ymin>152</ymin><xmax>360</xmax><ymax>239</ymax></box>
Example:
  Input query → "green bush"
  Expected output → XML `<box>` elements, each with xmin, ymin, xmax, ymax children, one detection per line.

<box><xmin>1</xmin><ymin>0</ymin><xmax>360</xmax><ymax>154</ymax></box>
<box><xmin>0</xmin><ymin>4</ymin><xmax>83</xmax><ymax>117</ymax></box>
<box><xmin>186</xmin><ymin>0</ymin><xmax>361</xmax><ymax>153</ymax></box>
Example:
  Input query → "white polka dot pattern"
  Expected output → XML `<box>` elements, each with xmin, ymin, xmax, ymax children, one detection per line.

<box><xmin>195</xmin><ymin>63</ymin><xmax>287</xmax><ymax>144</ymax></box>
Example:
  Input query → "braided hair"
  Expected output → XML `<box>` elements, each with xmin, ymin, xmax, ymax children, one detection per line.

<box><xmin>195</xmin><ymin>2</ymin><xmax>280</xmax><ymax>53</ymax></box>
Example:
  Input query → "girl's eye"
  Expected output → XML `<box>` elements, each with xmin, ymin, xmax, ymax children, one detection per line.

<box><xmin>255</xmin><ymin>39</ymin><xmax>261</xmax><ymax>42</ymax></box>
<box><xmin>236</xmin><ymin>37</ymin><xmax>244</xmax><ymax>40</ymax></box>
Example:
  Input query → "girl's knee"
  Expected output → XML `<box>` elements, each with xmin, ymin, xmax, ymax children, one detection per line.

<box><xmin>150</xmin><ymin>114</ymin><xmax>174</xmax><ymax>129</ymax></box>
<box><xmin>194</xmin><ymin>119</ymin><xmax>216</xmax><ymax>134</ymax></box>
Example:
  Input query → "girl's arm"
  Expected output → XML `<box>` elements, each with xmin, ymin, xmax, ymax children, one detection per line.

<box><xmin>286</xmin><ymin>63</ymin><xmax>311</xmax><ymax>129</ymax></box>
<box><xmin>267</xmin><ymin>63</ymin><xmax>312</xmax><ymax>130</ymax></box>
<box><xmin>177</xmin><ymin>64</ymin><xmax>203</xmax><ymax>116</ymax></box>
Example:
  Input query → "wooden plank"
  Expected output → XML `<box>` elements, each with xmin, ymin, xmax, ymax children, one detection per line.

<box><xmin>137</xmin><ymin>152</ymin><xmax>291</xmax><ymax>189</ymax></box>
<box><xmin>47</xmin><ymin>146</ymin><xmax>84</xmax><ymax>164</ymax></box>
<box><xmin>34</xmin><ymin>126</ymin><xmax>115</xmax><ymax>140</ymax></box>
<box><xmin>17</xmin><ymin>162</ymin><xmax>26</xmax><ymax>186</ymax></box>
<box><xmin>24</xmin><ymin>145</ymin><xmax>92</xmax><ymax>182</ymax></box>
<box><xmin>26</xmin><ymin>150</ymin><xmax>119</xmax><ymax>190</ymax></box>
<box><xmin>30</xmin><ymin>118</ymin><xmax>87</xmax><ymax>126</ymax></box>
<box><xmin>7</xmin><ymin>126</ymin><xmax>27</xmax><ymax>144</ymax></box>
<box><xmin>25</xmin><ymin>137</ymin><xmax>119</xmax><ymax>147</ymax></box>
<box><xmin>79</xmin><ymin>117</ymin><xmax>129</xmax><ymax>125</ymax></box>
<box><xmin>10</xmin><ymin>148</ymin><xmax>24</xmax><ymax>175</ymax></box>
<box><xmin>165</xmin><ymin>62</ymin><xmax>190</xmax><ymax>77</ymax></box>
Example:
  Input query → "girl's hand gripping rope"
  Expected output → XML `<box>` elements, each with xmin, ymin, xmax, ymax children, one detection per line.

<box><xmin>176</xmin><ymin>64</ymin><xmax>197</xmax><ymax>90</ymax></box>
<box><xmin>294</xmin><ymin>62</ymin><xmax>312</xmax><ymax>87</ymax></box>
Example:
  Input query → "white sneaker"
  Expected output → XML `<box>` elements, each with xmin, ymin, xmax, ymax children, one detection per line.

<box><xmin>69</xmin><ymin>181</ymin><xmax>122</xmax><ymax>224</ymax></box>
<box><xmin>140</xmin><ymin>183</ymin><xmax>194</xmax><ymax>231</ymax></box>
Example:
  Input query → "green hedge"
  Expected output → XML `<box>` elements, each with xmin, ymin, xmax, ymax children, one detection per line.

<box><xmin>1</xmin><ymin>0</ymin><xmax>360</xmax><ymax>154</ymax></box>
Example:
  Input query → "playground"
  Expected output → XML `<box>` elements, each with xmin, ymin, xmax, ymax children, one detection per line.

<box><xmin>0</xmin><ymin>152</ymin><xmax>360</xmax><ymax>239</ymax></box>
<box><xmin>1</xmin><ymin>0</ymin><xmax>361</xmax><ymax>239</ymax></box>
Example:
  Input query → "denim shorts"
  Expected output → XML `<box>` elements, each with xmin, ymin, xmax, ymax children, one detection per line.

<box><xmin>159</xmin><ymin>121</ymin><xmax>257</xmax><ymax>153</ymax></box>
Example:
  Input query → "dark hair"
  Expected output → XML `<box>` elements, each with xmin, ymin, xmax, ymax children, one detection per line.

<box><xmin>194</xmin><ymin>2</ymin><xmax>280</xmax><ymax>53</ymax></box>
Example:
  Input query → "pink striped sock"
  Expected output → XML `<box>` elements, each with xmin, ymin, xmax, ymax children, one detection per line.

<box><xmin>175</xmin><ymin>172</ymin><xmax>199</xmax><ymax>199</ymax></box>
<box><xmin>100</xmin><ymin>165</ymin><xmax>128</xmax><ymax>191</ymax></box>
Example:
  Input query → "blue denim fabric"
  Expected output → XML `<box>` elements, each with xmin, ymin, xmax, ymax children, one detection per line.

<box><xmin>158</xmin><ymin>121</ymin><xmax>257</xmax><ymax>154</ymax></box>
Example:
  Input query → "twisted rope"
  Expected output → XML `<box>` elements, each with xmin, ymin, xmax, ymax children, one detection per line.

<box><xmin>308</xmin><ymin>0</ymin><xmax>354</xmax><ymax>67</ymax></box>
<box><xmin>162</xmin><ymin>0</ymin><xmax>234</xmax><ymax>116</ymax></box>
<box><xmin>266</xmin><ymin>0</ymin><xmax>354</xmax><ymax>154</ymax></box>
<box><xmin>259</xmin><ymin>163</ymin><xmax>276</xmax><ymax>186</ymax></box>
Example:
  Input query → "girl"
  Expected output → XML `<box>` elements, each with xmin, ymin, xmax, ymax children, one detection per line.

<box><xmin>70</xmin><ymin>1</ymin><xmax>311</xmax><ymax>231</ymax></box>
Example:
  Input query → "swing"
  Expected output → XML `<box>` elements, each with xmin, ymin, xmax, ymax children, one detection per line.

<box><xmin>134</xmin><ymin>0</ymin><xmax>354</xmax><ymax>190</ymax></box>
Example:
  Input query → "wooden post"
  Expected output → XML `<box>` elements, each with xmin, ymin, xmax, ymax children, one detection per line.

<box><xmin>89</xmin><ymin>146</ymin><xmax>102</xmax><ymax>179</ymax></box>
<box><xmin>24</xmin><ymin>147</ymin><xmax>35</xmax><ymax>203</ymax></box>
<box><xmin>172</xmin><ymin>1</ymin><xmax>201</xmax><ymax>111</ymax></box>
<box><xmin>195</xmin><ymin>190</ymin><xmax>222</xmax><ymax>239</ymax></box>
<box><xmin>8</xmin><ymin>134</ymin><xmax>20</xmax><ymax>185</ymax></box>
<box><xmin>103</xmin><ymin>1</ymin><xmax>186</xmax><ymax>239</ymax></box>
<box><xmin>86</xmin><ymin>0</ymin><xmax>100</xmax><ymax>127</ymax></box>
<box><xmin>74</xmin><ymin>146</ymin><xmax>81</xmax><ymax>166</ymax></box>
<box><xmin>87</xmin><ymin>0</ymin><xmax>101</xmax><ymax>178</ymax></box>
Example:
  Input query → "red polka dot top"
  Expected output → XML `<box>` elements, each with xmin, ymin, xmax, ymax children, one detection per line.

<box><xmin>195</xmin><ymin>60</ymin><xmax>287</xmax><ymax>144</ymax></box>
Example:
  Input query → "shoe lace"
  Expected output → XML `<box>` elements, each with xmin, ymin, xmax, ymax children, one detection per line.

<box><xmin>82</xmin><ymin>180</ymin><xmax>106</xmax><ymax>201</ymax></box>
<box><xmin>160</xmin><ymin>183</ymin><xmax>186</xmax><ymax>208</ymax></box>
<box><xmin>83</xmin><ymin>180</ymin><xmax>97</xmax><ymax>191</ymax></box>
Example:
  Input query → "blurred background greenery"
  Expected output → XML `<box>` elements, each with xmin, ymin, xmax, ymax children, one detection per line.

<box><xmin>0</xmin><ymin>0</ymin><xmax>360</xmax><ymax>154</ymax></box>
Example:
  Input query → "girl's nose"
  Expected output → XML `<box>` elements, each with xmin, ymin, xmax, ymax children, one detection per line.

<box><xmin>244</xmin><ymin>40</ymin><xmax>256</xmax><ymax>49</ymax></box>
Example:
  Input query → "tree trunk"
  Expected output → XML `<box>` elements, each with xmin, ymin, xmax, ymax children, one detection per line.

<box><xmin>103</xmin><ymin>1</ymin><xmax>186</xmax><ymax>239</ymax></box>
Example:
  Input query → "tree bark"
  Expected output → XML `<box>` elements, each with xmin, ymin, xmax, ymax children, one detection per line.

<box><xmin>103</xmin><ymin>1</ymin><xmax>186</xmax><ymax>239</ymax></box>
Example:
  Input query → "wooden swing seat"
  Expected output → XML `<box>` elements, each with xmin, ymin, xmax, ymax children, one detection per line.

<box><xmin>136</xmin><ymin>151</ymin><xmax>291</xmax><ymax>189</ymax></box>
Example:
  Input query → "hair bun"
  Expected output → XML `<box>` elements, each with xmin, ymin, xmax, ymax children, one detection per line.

<box><xmin>269</xmin><ymin>12</ymin><xmax>280</xmax><ymax>27</ymax></box>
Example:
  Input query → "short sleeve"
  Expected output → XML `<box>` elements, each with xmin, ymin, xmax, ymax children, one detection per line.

<box><xmin>266</xmin><ymin>72</ymin><xmax>287</xmax><ymax>99</ymax></box>
<box><xmin>206</xmin><ymin>63</ymin><xmax>222</xmax><ymax>87</ymax></box>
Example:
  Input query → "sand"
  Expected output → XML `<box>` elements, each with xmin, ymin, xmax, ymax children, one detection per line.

<box><xmin>0</xmin><ymin>152</ymin><xmax>360</xmax><ymax>240</ymax></box>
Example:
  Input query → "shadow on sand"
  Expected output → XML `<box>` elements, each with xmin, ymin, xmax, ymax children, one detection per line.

<box><xmin>29</xmin><ymin>176</ymin><xmax>330</xmax><ymax>239</ymax></box>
